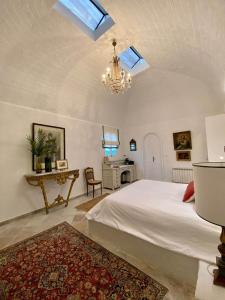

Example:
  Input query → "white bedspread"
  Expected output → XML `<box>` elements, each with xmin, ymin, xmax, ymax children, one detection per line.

<box><xmin>87</xmin><ymin>179</ymin><xmax>220</xmax><ymax>262</ymax></box>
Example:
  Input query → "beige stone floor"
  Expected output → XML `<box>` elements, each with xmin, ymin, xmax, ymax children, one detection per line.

<box><xmin>0</xmin><ymin>188</ymin><xmax>195</xmax><ymax>300</ymax></box>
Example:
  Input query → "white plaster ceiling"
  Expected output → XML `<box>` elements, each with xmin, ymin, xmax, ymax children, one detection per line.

<box><xmin>0</xmin><ymin>0</ymin><xmax>225</xmax><ymax>123</ymax></box>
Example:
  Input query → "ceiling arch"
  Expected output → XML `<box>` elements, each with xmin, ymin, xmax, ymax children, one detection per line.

<box><xmin>0</xmin><ymin>0</ymin><xmax>225</xmax><ymax>123</ymax></box>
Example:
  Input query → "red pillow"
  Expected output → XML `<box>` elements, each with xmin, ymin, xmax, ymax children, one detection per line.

<box><xmin>183</xmin><ymin>181</ymin><xmax>194</xmax><ymax>202</ymax></box>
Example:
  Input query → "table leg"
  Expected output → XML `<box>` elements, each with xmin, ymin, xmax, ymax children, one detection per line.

<box><xmin>39</xmin><ymin>180</ymin><xmax>49</xmax><ymax>214</ymax></box>
<box><xmin>65</xmin><ymin>177</ymin><xmax>76</xmax><ymax>207</ymax></box>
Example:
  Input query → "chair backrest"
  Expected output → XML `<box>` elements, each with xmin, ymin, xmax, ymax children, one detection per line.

<box><xmin>84</xmin><ymin>167</ymin><xmax>94</xmax><ymax>183</ymax></box>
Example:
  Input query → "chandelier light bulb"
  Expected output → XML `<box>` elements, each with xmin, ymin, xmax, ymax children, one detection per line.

<box><xmin>102</xmin><ymin>74</ymin><xmax>106</xmax><ymax>83</ymax></box>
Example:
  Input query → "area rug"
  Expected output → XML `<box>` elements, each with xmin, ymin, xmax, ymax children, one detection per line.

<box><xmin>76</xmin><ymin>193</ymin><xmax>110</xmax><ymax>212</ymax></box>
<box><xmin>0</xmin><ymin>222</ymin><xmax>168</xmax><ymax>299</ymax></box>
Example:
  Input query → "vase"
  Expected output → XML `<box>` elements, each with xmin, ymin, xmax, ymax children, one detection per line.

<box><xmin>36</xmin><ymin>156</ymin><xmax>42</xmax><ymax>174</ymax></box>
<box><xmin>45</xmin><ymin>157</ymin><xmax>52</xmax><ymax>173</ymax></box>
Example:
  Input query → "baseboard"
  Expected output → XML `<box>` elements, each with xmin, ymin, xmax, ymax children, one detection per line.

<box><xmin>0</xmin><ymin>191</ymin><xmax>89</xmax><ymax>227</ymax></box>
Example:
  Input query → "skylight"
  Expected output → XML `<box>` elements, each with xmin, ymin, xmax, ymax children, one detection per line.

<box><xmin>54</xmin><ymin>0</ymin><xmax>114</xmax><ymax>41</ymax></box>
<box><xmin>120</xmin><ymin>47</ymin><xmax>142</xmax><ymax>69</ymax></box>
<box><xmin>59</xmin><ymin>0</ymin><xmax>106</xmax><ymax>31</ymax></box>
<box><xmin>119</xmin><ymin>46</ymin><xmax>149</xmax><ymax>76</ymax></box>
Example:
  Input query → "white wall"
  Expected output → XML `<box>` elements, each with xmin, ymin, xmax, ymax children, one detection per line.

<box><xmin>0</xmin><ymin>3</ymin><xmax>129</xmax><ymax>223</ymax></box>
<box><xmin>124</xmin><ymin>116</ymin><xmax>208</xmax><ymax>181</ymax></box>
<box><xmin>0</xmin><ymin>101</ymin><xmax>125</xmax><ymax>223</ymax></box>
<box><xmin>205</xmin><ymin>114</ymin><xmax>225</xmax><ymax>161</ymax></box>
<box><xmin>123</xmin><ymin>70</ymin><xmax>224</xmax><ymax>181</ymax></box>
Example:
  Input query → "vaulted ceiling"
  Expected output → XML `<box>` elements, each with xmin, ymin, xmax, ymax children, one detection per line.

<box><xmin>0</xmin><ymin>0</ymin><xmax>225</xmax><ymax>124</ymax></box>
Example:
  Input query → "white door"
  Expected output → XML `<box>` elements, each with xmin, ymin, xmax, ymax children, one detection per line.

<box><xmin>143</xmin><ymin>133</ymin><xmax>162</xmax><ymax>180</ymax></box>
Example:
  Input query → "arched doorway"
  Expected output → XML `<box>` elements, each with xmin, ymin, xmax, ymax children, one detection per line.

<box><xmin>143</xmin><ymin>133</ymin><xmax>163</xmax><ymax>181</ymax></box>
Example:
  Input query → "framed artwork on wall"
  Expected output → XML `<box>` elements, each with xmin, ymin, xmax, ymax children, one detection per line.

<box><xmin>176</xmin><ymin>151</ymin><xmax>191</xmax><ymax>161</ymax></box>
<box><xmin>173</xmin><ymin>131</ymin><xmax>192</xmax><ymax>150</ymax></box>
<box><xmin>32</xmin><ymin>123</ymin><xmax>65</xmax><ymax>171</ymax></box>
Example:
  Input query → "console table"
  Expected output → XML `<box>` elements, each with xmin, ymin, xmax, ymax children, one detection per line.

<box><xmin>25</xmin><ymin>169</ymin><xmax>79</xmax><ymax>214</ymax></box>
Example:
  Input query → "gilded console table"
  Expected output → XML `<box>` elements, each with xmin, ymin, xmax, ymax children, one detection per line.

<box><xmin>25</xmin><ymin>169</ymin><xmax>79</xmax><ymax>214</ymax></box>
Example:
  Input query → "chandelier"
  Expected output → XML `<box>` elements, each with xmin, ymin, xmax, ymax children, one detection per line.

<box><xmin>101</xmin><ymin>39</ymin><xmax>132</xmax><ymax>94</ymax></box>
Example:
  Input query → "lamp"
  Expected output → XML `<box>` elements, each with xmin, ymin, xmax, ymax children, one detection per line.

<box><xmin>101</xmin><ymin>39</ymin><xmax>132</xmax><ymax>94</ymax></box>
<box><xmin>130</xmin><ymin>139</ymin><xmax>137</xmax><ymax>151</ymax></box>
<box><xmin>193</xmin><ymin>162</ymin><xmax>225</xmax><ymax>287</ymax></box>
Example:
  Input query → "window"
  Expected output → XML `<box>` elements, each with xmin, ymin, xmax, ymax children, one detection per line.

<box><xmin>58</xmin><ymin>0</ymin><xmax>106</xmax><ymax>31</ymax></box>
<box><xmin>119</xmin><ymin>46</ymin><xmax>149</xmax><ymax>76</ymax></box>
<box><xmin>102</xmin><ymin>126</ymin><xmax>119</xmax><ymax>157</ymax></box>
<box><xmin>120</xmin><ymin>47</ymin><xmax>142</xmax><ymax>69</ymax></box>
<box><xmin>54</xmin><ymin>0</ymin><xmax>114</xmax><ymax>41</ymax></box>
<box><xmin>104</xmin><ymin>147</ymin><xmax>118</xmax><ymax>157</ymax></box>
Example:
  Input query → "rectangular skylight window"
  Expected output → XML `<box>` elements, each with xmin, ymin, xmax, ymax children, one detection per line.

<box><xmin>54</xmin><ymin>0</ymin><xmax>114</xmax><ymax>41</ymax></box>
<box><xmin>59</xmin><ymin>0</ymin><xmax>106</xmax><ymax>31</ymax></box>
<box><xmin>119</xmin><ymin>46</ymin><xmax>149</xmax><ymax>76</ymax></box>
<box><xmin>120</xmin><ymin>47</ymin><xmax>142</xmax><ymax>69</ymax></box>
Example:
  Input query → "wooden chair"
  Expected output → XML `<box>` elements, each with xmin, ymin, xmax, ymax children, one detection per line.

<box><xmin>84</xmin><ymin>167</ymin><xmax>102</xmax><ymax>198</ymax></box>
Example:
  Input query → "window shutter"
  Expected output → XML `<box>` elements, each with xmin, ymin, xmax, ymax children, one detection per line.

<box><xmin>102</xmin><ymin>126</ymin><xmax>120</xmax><ymax>148</ymax></box>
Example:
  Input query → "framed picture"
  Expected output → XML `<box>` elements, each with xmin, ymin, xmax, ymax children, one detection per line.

<box><xmin>173</xmin><ymin>131</ymin><xmax>192</xmax><ymax>150</ymax></box>
<box><xmin>56</xmin><ymin>159</ymin><xmax>68</xmax><ymax>170</ymax></box>
<box><xmin>176</xmin><ymin>151</ymin><xmax>191</xmax><ymax>161</ymax></box>
<box><xmin>32</xmin><ymin>123</ymin><xmax>65</xmax><ymax>171</ymax></box>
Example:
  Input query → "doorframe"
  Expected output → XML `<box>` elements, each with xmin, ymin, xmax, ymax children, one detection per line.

<box><xmin>142</xmin><ymin>132</ymin><xmax>164</xmax><ymax>180</ymax></box>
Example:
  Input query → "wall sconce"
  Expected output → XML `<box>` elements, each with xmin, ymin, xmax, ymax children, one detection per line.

<box><xmin>130</xmin><ymin>139</ymin><xmax>137</xmax><ymax>151</ymax></box>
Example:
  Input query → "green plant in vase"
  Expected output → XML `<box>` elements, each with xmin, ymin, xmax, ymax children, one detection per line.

<box><xmin>27</xmin><ymin>129</ymin><xmax>46</xmax><ymax>173</ymax></box>
<box><xmin>44</xmin><ymin>133</ymin><xmax>57</xmax><ymax>172</ymax></box>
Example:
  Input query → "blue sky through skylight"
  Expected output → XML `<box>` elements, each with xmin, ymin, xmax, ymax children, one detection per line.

<box><xmin>119</xmin><ymin>47</ymin><xmax>143</xmax><ymax>69</ymax></box>
<box><xmin>119</xmin><ymin>46</ymin><xmax>149</xmax><ymax>75</ymax></box>
<box><xmin>59</xmin><ymin>0</ymin><xmax>106</xmax><ymax>31</ymax></box>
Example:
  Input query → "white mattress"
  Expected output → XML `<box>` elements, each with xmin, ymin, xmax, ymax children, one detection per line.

<box><xmin>87</xmin><ymin>179</ymin><xmax>220</xmax><ymax>263</ymax></box>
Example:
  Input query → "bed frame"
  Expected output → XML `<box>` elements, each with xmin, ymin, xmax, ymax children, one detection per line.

<box><xmin>88</xmin><ymin>220</ymin><xmax>199</xmax><ymax>288</ymax></box>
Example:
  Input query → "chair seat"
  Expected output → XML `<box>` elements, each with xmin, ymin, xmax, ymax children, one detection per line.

<box><xmin>88</xmin><ymin>179</ymin><xmax>102</xmax><ymax>185</ymax></box>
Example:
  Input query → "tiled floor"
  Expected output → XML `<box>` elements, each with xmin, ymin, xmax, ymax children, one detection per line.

<box><xmin>0</xmin><ymin>187</ymin><xmax>195</xmax><ymax>300</ymax></box>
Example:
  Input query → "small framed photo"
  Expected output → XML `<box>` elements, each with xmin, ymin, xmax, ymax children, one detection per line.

<box><xmin>56</xmin><ymin>159</ymin><xmax>68</xmax><ymax>170</ymax></box>
<box><xmin>176</xmin><ymin>151</ymin><xmax>191</xmax><ymax>161</ymax></box>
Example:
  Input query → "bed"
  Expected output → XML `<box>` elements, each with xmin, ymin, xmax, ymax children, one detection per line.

<box><xmin>86</xmin><ymin>180</ymin><xmax>220</xmax><ymax>285</ymax></box>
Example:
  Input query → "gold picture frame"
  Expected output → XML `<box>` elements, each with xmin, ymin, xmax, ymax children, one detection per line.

<box><xmin>56</xmin><ymin>159</ymin><xmax>68</xmax><ymax>170</ymax></box>
<box><xmin>173</xmin><ymin>131</ymin><xmax>192</xmax><ymax>150</ymax></box>
<box><xmin>176</xmin><ymin>151</ymin><xmax>191</xmax><ymax>161</ymax></box>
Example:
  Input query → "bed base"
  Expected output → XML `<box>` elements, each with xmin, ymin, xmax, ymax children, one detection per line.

<box><xmin>88</xmin><ymin>220</ymin><xmax>198</xmax><ymax>287</ymax></box>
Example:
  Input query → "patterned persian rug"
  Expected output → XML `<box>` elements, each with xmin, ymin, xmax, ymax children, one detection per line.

<box><xmin>75</xmin><ymin>193</ymin><xmax>110</xmax><ymax>212</ymax></box>
<box><xmin>0</xmin><ymin>222</ymin><xmax>168</xmax><ymax>299</ymax></box>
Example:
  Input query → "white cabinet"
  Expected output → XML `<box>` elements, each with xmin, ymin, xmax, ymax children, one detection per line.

<box><xmin>102</xmin><ymin>161</ymin><xmax>136</xmax><ymax>190</ymax></box>
<box><xmin>102</xmin><ymin>168</ymin><xmax>120</xmax><ymax>190</ymax></box>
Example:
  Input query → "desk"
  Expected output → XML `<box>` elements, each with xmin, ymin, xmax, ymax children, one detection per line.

<box><xmin>25</xmin><ymin>169</ymin><xmax>79</xmax><ymax>214</ymax></box>
<box><xmin>102</xmin><ymin>161</ymin><xmax>136</xmax><ymax>190</ymax></box>
<box><xmin>195</xmin><ymin>260</ymin><xmax>225</xmax><ymax>299</ymax></box>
